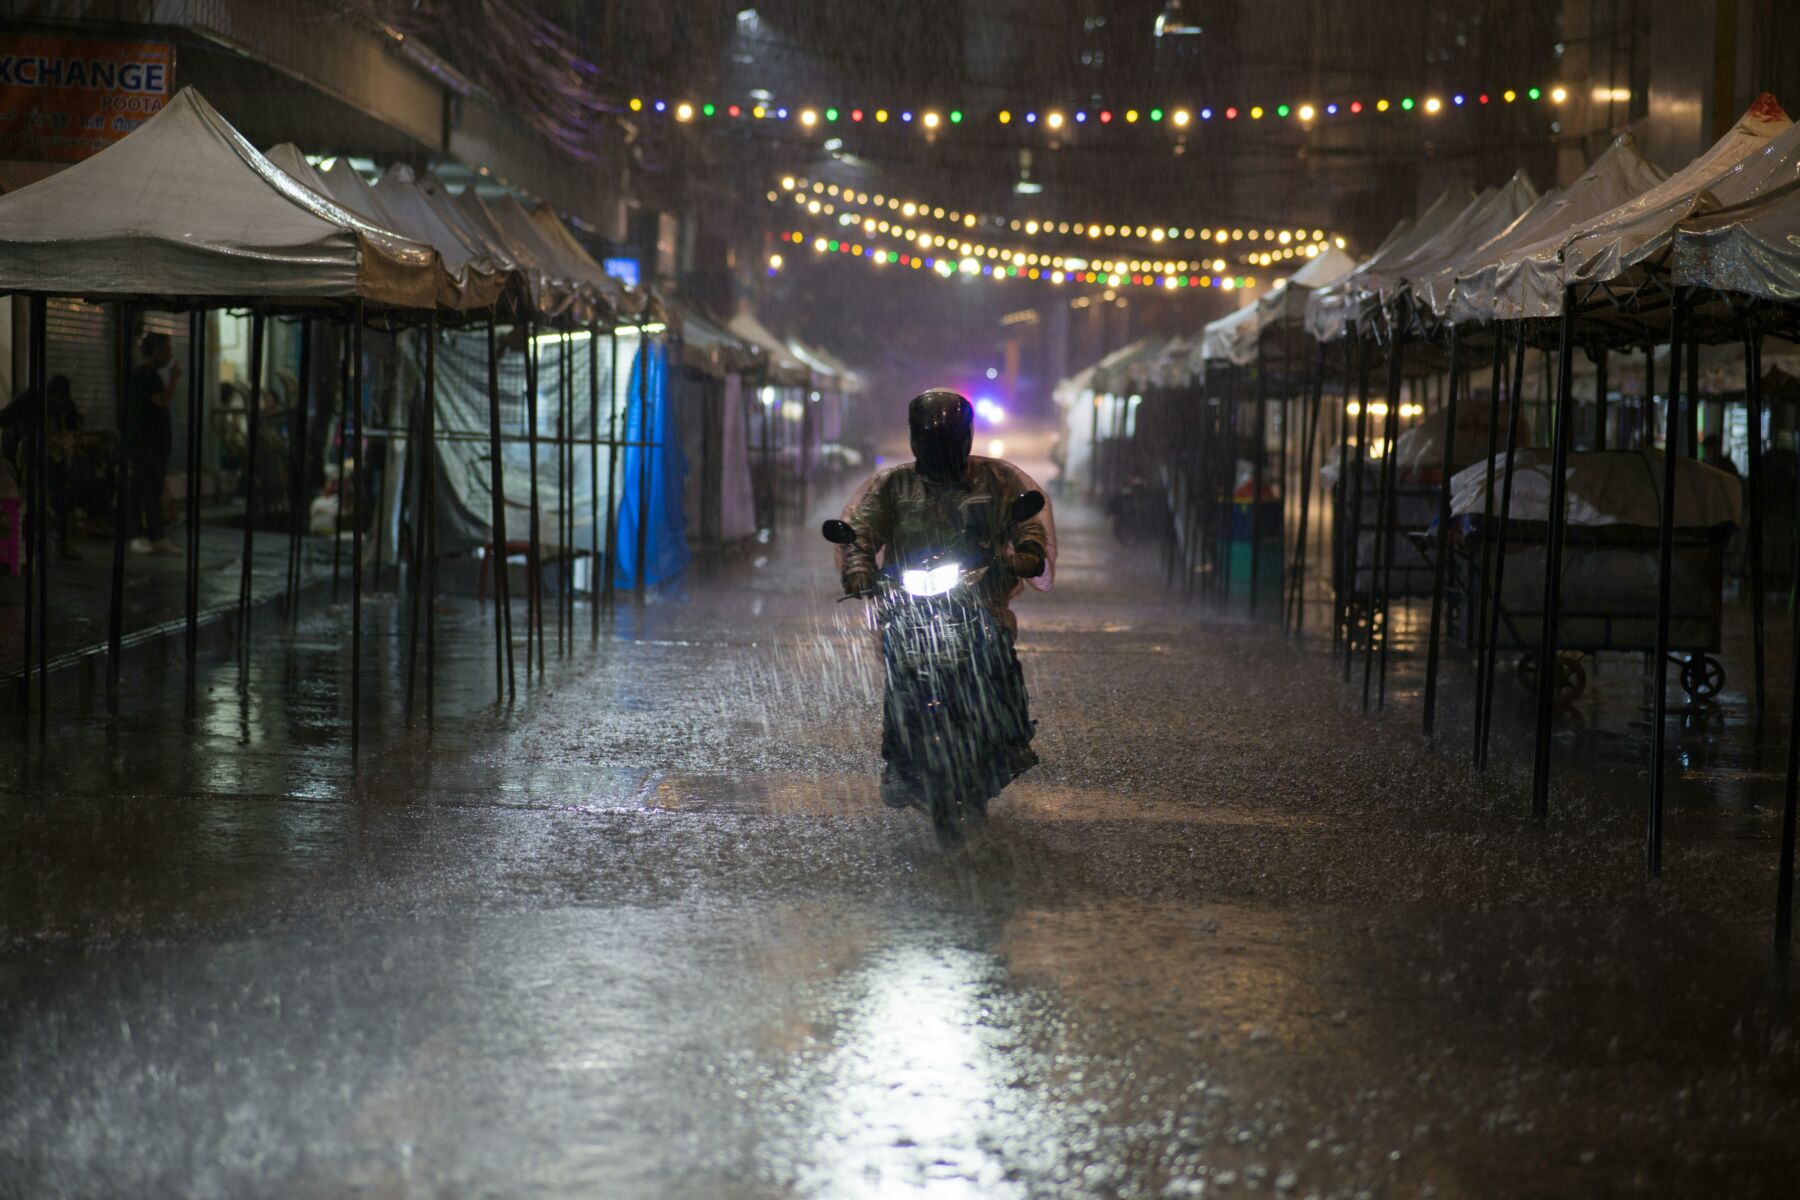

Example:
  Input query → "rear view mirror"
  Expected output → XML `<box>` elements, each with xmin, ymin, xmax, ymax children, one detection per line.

<box><xmin>821</xmin><ymin>519</ymin><xmax>859</xmax><ymax>545</ymax></box>
<box><xmin>1010</xmin><ymin>491</ymin><xmax>1046</xmax><ymax>523</ymax></box>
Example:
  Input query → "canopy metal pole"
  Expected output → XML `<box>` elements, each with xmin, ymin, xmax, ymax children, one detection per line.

<box><xmin>185</xmin><ymin>312</ymin><xmax>205</xmax><ymax>706</ymax></box>
<box><xmin>1593</xmin><ymin>348</ymin><xmax>1609</xmax><ymax>452</ymax></box>
<box><xmin>603</xmin><ymin>329</ymin><xmax>621</xmax><ymax>612</ymax></box>
<box><xmin>1643</xmin><ymin>345</ymin><xmax>1655</xmax><ymax>452</ymax></box>
<box><xmin>333</xmin><ymin>337</ymin><xmax>348</xmax><ymax>605</ymax></box>
<box><xmin>1289</xmin><ymin>342</ymin><xmax>1327</xmax><ymax>637</ymax></box>
<box><xmin>106</xmin><ymin>307</ymin><xmax>131</xmax><ymax>714</ymax></box>
<box><xmin>558</xmin><ymin>329</ymin><xmax>570</xmax><ymax>652</ymax></box>
<box><xmin>1183</xmin><ymin>383</ymin><xmax>1207</xmax><ymax>602</ymax></box>
<box><xmin>1219</xmin><ymin>366</ymin><xmax>1239</xmax><ymax>610</ymax></box>
<box><xmin>1331</xmin><ymin>340</ymin><xmax>1355</xmax><ymax>654</ymax></box>
<box><xmin>1648</xmin><ymin>293</ymin><xmax>1689</xmax><ymax>876</ymax></box>
<box><xmin>1479</xmin><ymin>330</ymin><xmax>1530</xmax><ymax>769</ymax></box>
<box><xmin>1745</xmin><ymin>331</ymin><xmax>1766</xmax><ymax>718</ymax></box>
<box><xmin>634</xmin><ymin>330</ymin><xmax>652</xmax><ymax>607</ymax></box>
<box><xmin>287</xmin><ymin>318</ymin><xmax>312</xmax><ymax>627</ymax></box>
<box><xmin>350</xmin><ymin>302</ymin><xmax>364</xmax><ymax>760</ymax></box>
<box><xmin>589</xmin><ymin>327</ymin><xmax>601</xmax><ymax>641</ymax></box>
<box><xmin>523</xmin><ymin>319</ymin><xmax>543</xmax><ymax>677</ymax></box>
<box><xmin>238</xmin><ymin>313</ymin><xmax>266</xmax><ymax>672</ymax></box>
<box><xmin>405</xmin><ymin>320</ymin><xmax>431</xmax><ymax>725</ymax></box>
<box><xmin>1371</xmin><ymin>335</ymin><xmax>1405</xmax><ymax>711</ymax></box>
<box><xmin>484</xmin><ymin>313</ymin><xmax>513</xmax><ymax>701</ymax></box>
<box><xmin>1780</xmin><ymin>315</ymin><xmax>1800</xmax><ymax>941</ymax></box>
<box><xmin>1342</xmin><ymin>340</ymin><xmax>1372</xmax><ymax>678</ymax></box>
<box><xmin>1686</xmin><ymin>330</ymin><xmax>1700</xmax><ymax>459</ymax></box>
<box><xmin>1249</xmin><ymin>346</ymin><xmax>1268</xmax><ymax>618</ymax></box>
<box><xmin>424</xmin><ymin>318</ymin><xmax>437</xmax><ymax>725</ymax></box>
<box><xmin>1472</xmin><ymin>329</ymin><xmax>1506</xmax><ymax>764</ymax></box>
<box><xmin>1423</xmin><ymin>328</ymin><xmax>1462</xmax><ymax>737</ymax></box>
<box><xmin>1529</xmin><ymin>297</ymin><xmax>1579</xmax><ymax>820</ymax></box>
<box><xmin>19</xmin><ymin>296</ymin><xmax>45</xmax><ymax>723</ymax></box>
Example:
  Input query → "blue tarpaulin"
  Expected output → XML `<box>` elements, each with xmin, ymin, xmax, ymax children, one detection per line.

<box><xmin>613</xmin><ymin>339</ymin><xmax>689</xmax><ymax>591</ymax></box>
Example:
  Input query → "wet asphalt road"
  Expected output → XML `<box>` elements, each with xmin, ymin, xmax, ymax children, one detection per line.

<box><xmin>3</xmin><ymin>472</ymin><xmax>1799</xmax><ymax>1198</ymax></box>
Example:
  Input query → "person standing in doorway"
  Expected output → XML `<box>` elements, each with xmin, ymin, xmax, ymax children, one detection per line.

<box><xmin>126</xmin><ymin>331</ymin><xmax>181</xmax><ymax>556</ymax></box>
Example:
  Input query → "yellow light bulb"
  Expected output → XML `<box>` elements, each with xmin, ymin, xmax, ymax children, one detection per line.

<box><xmin>1250</xmin><ymin>105</ymin><xmax>1264</xmax><ymax>119</ymax></box>
<box><xmin>1125</xmin><ymin>109</ymin><xmax>1139</xmax><ymax>123</ymax></box>
<box><xmin>1424</xmin><ymin>96</ymin><xmax>1441</xmax><ymax>113</ymax></box>
<box><xmin>875</xmin><ymin>109</ymin><xmax>889</xmax><ymax>122</ymax></box>
<box><xmin>923</xmin><ymin>111</ymin><xmax>941</xmax><ymax>128</ymax></box>
<box><xmin>1298</xmin><ymin>104</ymin><xmax>1315</xmax><ymax>121</ymax></box>
<box><xmin>1376</xmin><ymin>98</ymin><xmax>1390</xmax><ymax>112</ymax></box>
<box><xmin>1172</xmin><ymin>109</ymin><xmax>1191</xmax><ymax>126</ymax></box>
<box><xmin>800</xmin><ymin>108</ymin><xmax>817</xmax><ymax>127</ymax></box>
<box><xmin>675</xmin><ymin>102</ymin><xmax>694</xmax><ymax>122</ymax></box>
<box><xmin>629</xmin><ymin>98</ymin><xmax>643</xmax><ymax>112</ymax></box>
<box><xmin>1551</xmin><ymin>86</ymin><xmax>1568</xmax><ymax>104</ymax></box>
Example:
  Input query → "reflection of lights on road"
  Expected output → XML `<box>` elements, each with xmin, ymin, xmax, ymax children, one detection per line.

<box><xmin>988</xmin><ymin>438</ymin><xmax>1005</xmax><ymax>457</ymax></box>
<box><xmin>794</xmin><ymin>945</ymin><xmax>1021</xmax><ymax>1197</ymax></box>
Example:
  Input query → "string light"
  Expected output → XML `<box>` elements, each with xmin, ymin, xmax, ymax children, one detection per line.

<box><xmin>774</xmin><ymin>176</ymin><xmax>1345</xmax><ymax>253</ymax></box>
<box><xmin>621</xmin><ymin>87</ymin><xmax>1563</xmax><ymax>137</ymax></box>
<box><xmin>776</xmin><ymin>230</ymin><xmax>1258</xmax><ymax>292</ymax></box>
<box><xmin>774</xmin><ymin>177</ymin><xmax>1339</xmax><ymax>268</ymax></box>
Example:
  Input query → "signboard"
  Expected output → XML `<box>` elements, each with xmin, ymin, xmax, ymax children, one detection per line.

<box><xmin>0</xmin><ymin>36</ymin><xmax>174</xmax><ymax>163</ymax></box>
<box><xmin>603</xmin><ymin>255</ymin><xmax>641</xmax><ymax>287</ymax></box>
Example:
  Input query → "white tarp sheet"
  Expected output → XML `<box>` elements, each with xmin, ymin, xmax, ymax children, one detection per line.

<box><xmin>0</xmin><ymin>87</ymin><xmax>439</xmax><ymax>307</ymax></box>
<box><xmin>1560</xmin><ymin>94</ymin><xmax>1796</xmax><ymax>293</ymax></box>
<box><xmin>1448</xmin><ymin>448</ymin><xmax>1743</xmax><ymax>528</ymax></box>
<box><xmin>1447</xmin><ymin>134</ymin><xmax>1669</xmax><ymax>323</ymax></box>
<box><xmin>1382</xmin><ymin>173</ymin><xmax>1541</xmax><ymax>307</ymax></box>
<box><xmin>1674</xmin><ymin>178</ymin><xmax>1800</xmax><ymax>301</ymax></box>
<box><xmin>1305</xmin><ymin>189</ymin><xmax>1473</xmax><ymax>341</ymax></box>
<box><xmin>265</xmin><ymin>145</ymin><xmax>506</xmax><ymax>311</ymax></box>
<box><xmin>1197</xmin><ymin>245</ymin><xmax>1359</xmax><ymax>368</ymax></box>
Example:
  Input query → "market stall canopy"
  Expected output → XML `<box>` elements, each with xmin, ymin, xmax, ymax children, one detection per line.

<box><xmin>371</xmin><ymin>164</ymin><xmax>512</xmax><ymax>309</ymax></box>
<box><xmin>1382</xmin><ymin>173</ymin><xmax>1540</xmax><ymax>308</ymax></box>
<box><xmin>522</xmin><ymin>199</ymin><xmax>642</xmax><ymax>319</ymax></box>
<box><xmin>1091</xmin><ymin>336</ymin><xmax>1167</xmax><ymax>394</ymax></box>
<box><xmin>0</xmin><ymin>87</ymin><xmax>439</xmax><ymax>308</ymax></box>
<box><xmin>484</xmin><ymin>192</ymin><xmax>618</xmax><ymax>323</ymax></box>
<box><xmin>1447</xmin><ymin>134</ymin><xmax>1670</xmax><ymax>323</ymax></box>
<box><xmin>1198</xmin><ymin>246</ymin><xmax>1360</xmax><ymax>368</ymax></box>
<box><xmin>1305</xmin><ymin>190</ymin><xmax>1473</xmax><ymax>342</ymax></box>
<box><xmin>662</xmin><ymin>293</ymin><xmax>761</xmax><ymax>375</ymax></box>
<box><xmin>264</xmin><ymin>144</ymin><xmax>505</xmax><ymax>312</ymax></box>
<box><xmin>801</xmin><ymin>342</ymin><xmax>867</xmax><ymax>395</ymax></box>
<box><xmin>1673</xmin><ymin>177</ymin><xmax>1800</xmax><ymax>302</ymax></box>
<box><xmin>1559</xmin><ymin>94</ymin><xmax>1795</xmax><ymax>300</ymax></box>
<box><xmin>728</xmin><ymin>306</ymin><xmax>812</xmax><ymax>386</ymax></box>
<box><xmin>453</xmin><ymin>187</ymin><xmax>588</xmax><ymax>322</ymax></box>
<box><xmin>1385</xmin><ymin>172</ymin><xmax>1541</xmax><ymax>322</ymax></box>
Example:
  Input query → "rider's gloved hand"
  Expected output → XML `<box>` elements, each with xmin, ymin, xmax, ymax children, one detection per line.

<box><xmin>842</xmin><ymin>569</ymin><xmax>877</xmax><ymax>597</ymax></box>
<box><xmin>1008</xmin><ymin>541</ymin><xmax>1047</xmax><ymax>580</ymax></box>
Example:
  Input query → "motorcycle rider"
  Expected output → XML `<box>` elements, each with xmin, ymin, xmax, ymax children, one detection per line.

<box><xmin>837</xmin><ymin>389</ymin><xmax>1055</xmax><ymax>808</ymax></box>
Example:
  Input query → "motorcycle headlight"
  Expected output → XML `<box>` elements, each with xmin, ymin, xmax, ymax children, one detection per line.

<box><xmin>901</xmin><ymin>562</ymin><xmax>964</xmax><ymax>596</ymax></box>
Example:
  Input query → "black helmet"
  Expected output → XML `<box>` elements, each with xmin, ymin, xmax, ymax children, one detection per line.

<box><xmin>908</xmin><ymin>389</ymin><xmax>974</xmax><ymax>482</ymax></box>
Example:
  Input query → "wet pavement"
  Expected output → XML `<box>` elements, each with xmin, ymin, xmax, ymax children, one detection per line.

<box><xmin>3</xmin><ymin>455</ymin><xmax>1799</xmax><ymax>1198</ymax></box>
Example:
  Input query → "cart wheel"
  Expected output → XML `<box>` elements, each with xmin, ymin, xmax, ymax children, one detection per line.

<box><xmin>1679</xmin><ymin>654</ymin><xmax>1725</xmax><ymax>701</ymax></box>
<box><xmin>1518</xmin><ymin>653</ymin><xmax>1587</xmax><ymax>709</ymax></box>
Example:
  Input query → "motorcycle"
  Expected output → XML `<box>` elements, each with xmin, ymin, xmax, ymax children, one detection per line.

<box><xmin>823</xmin><ymin>490</ymin><xmax>1046</xmax><ymax>849</ymax></box>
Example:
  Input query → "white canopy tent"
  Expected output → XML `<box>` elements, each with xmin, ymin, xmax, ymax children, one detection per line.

<box><xmin>0</xmin><ymin>87</ymin><xmax>439</xmax><ymax>308</ymax></box>
<box><xmin>1305</xmin><ymin>187</ymin><xmax>1473</xmax><ymax>342</ymax></box>
<box><xmin>1446</xmin><ymin>135</ymin><xmax>1670</xmax><ymax>324</ymax></box>
<box><xmin>1199</xmin><ymin>245</ymin><xmax>1358</xmax><ymax>368</ymax></box>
